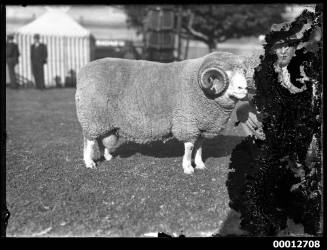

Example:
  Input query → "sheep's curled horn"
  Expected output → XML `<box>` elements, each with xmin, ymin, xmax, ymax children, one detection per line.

<box><xmin>198</xmin><ymin>65</ymin><xmax>229</xmax><ymax>97</ymax></box>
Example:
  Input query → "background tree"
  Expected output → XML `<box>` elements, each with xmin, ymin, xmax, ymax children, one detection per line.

<box><xmin>123</xmin><ymin>4</ymin><xmax>287</xmax><ymax>52</ymax></box>
<box><xmin>181</xmin><ymin>4</ymin><xmax>287</xmax><ymax>51</ymax></box>
<box><xmin>123</xmin><ymin>5</ymin><xmax>149</xmax><ymax>36</ymax></box>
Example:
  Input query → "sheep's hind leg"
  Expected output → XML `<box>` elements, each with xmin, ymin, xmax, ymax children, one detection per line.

<box><xmin>97</xmin><ymin>138</ymin><xmax>107</xmax><ymax>161</ymax></box>
<box><xmin>195</xmin><ymin>138</ymin><xmax>206</xmax><ymax>170</ymax></box>
<box><xmin>183</xmin><ymin>142</ymin><xmax>195</xmax><ymax>174</ymax></box>
<box><xmin>101</xmin><ymin>134</ymin><xmax>118</xmax><ymax>161</ymax></box>
<box><xmin>83</xmin><ymin>136</ymin><xmax>96</xmax><ymax>168</ymax></box>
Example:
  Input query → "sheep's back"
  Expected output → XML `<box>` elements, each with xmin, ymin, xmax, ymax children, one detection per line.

<box><xmin>76</xmin><ymin>58</ymin><xmax>186</xmax><ymax>142</ymax></box>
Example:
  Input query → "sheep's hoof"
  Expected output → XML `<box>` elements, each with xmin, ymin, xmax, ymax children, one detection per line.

<box><xmin>195</xmin><ymin>161</ymin><xmax>206</xmax><ymax>170</ymax></box>
<box><xmin>104</xmin><ymin>152</ymin><xmax>113</xmax><ymax>161</ymax></box>
<box><xmin>85</xmin><ymin>160</ymin><xmax>96</xmax><ymax>169</ymax></box>
<box><xmin>183</xmin><ymin>165</ymin><xmax>195</xmax><ymax>175</ymax></box>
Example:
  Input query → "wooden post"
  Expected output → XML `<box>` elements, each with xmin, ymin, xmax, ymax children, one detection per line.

<box><xmin>176</xmin><ymin>6</ymin><xmax>182</xmax><ymax>60</ymax></box>
<box><xmin>184</xmin><ymin>36</ymin><xmax>190</xmax><ymax>60</ymax></box>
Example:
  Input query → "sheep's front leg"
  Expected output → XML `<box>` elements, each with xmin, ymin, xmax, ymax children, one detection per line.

<box><xmin>195</xmin><ymin>138</ymin><xmax>206</xmax><ymax>170</ymax></box>
<box><xmin>183</xmin><ymin>142</ymin><xmax>194</xmax><ymax>174</ymax></box>
<box><xmin>83</xmin><ymin>136</ymin><xmax>96</xmax><ymax>168</ymax></box>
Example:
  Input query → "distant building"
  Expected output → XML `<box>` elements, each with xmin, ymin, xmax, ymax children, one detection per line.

<box><xmin>143</xmin><ymin>6</ymin><xmax>176</xmax><ymax>62</ymax></box>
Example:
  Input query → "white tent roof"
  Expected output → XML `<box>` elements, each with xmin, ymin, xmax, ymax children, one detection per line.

<box><xmin>17</xmin><ymin>9</ymin><xmax>91</xmax><ymax>37</ymax></box>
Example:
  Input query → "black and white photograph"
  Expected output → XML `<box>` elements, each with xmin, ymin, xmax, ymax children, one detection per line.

<box><xmin>2</xmin><ymin>4</ymin><xmax>323</xmax><ymax>239</ymax></box>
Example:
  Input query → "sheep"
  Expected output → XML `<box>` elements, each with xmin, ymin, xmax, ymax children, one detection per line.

<box><xmin>75</xmin><ymin>51</ymin><xmax>248</xmax><ymax>174</ymax></box>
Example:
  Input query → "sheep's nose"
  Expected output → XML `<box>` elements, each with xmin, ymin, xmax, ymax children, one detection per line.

<box><xmin>237</xmin><ymin>84</ymin><xmax>248</xmax><ymax>92</ymax></box>
<box><xmin>238</xmin><ymin>86</ymin><xmax>248</xmax><ymax>90</ymax></box>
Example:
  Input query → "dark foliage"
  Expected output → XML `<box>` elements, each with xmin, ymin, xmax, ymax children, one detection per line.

<box><xmin>233</xmin><ymin>8</ymin><xmax>322</xmax><ymax>236</ymax></box>
<box><xmin>181</xmin><ymin>4</ymin><xmax>286</xmax><ymax>50</ymax></box>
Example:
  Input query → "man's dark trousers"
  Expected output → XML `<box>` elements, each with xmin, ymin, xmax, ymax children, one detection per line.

<box><xmin>6</xmin><ymin>41</ymin><xmax>19</xmax><ymax>88</ymax></box>
<box><xmin>7</xmin><ymin>60</ymin><xmax>18</xmax><ymax>89</ymax></box>
<box><xmin>32</xmin><ymin>63</ymin><xmax>45</xmax><ymax>89</ymax></box>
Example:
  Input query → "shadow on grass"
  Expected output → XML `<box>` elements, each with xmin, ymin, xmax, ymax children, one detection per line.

<box><xmin>107</xmin><ymin>135</ymin><xmax>244</xmax><ymax>160</ymax></box>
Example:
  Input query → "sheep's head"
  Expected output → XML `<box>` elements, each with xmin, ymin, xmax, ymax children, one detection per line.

<box><xmin>198</xmin><ymin>53</ymin><xmax>248</xmax><ymax>102</ymax></box>
<box><xmin>224</xmin><ymin>69</ymin><xmax>248</xmax><ymax>100</ymax></box>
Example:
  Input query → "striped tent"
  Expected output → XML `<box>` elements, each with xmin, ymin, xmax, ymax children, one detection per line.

<box><xmin>14</xmin><ymin>9</ymin><xmax>95</xmax><ymax>87</ymax></box>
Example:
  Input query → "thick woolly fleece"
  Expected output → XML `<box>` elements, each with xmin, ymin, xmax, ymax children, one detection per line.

<box><xmin>75</xmin><ymin>52</ymin><xmax>246</xmax><ymax>144</ymax></box>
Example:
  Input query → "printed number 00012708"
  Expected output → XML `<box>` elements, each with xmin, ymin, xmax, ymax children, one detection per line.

<box><xmin>273</xmin><ymin>240</ymin><xmax>320</xmax><ymax>248</ymax></box>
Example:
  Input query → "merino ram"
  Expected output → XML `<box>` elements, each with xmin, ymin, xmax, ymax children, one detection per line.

<box><xmin>75</xmin><ymin>52</ymin><xmax>248</xmax><ymax>174</ymax></box>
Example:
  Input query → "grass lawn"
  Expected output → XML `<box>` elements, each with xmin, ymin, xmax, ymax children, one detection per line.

<box><xmin>6</xmin><ymin>88</ymin><xmax>257</xmax><ymax>237</ymax></box>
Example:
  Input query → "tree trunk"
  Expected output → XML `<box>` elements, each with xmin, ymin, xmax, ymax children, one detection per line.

<box><xmin>208</xmin><ymin>41</ymin><xmax>217</xmax><ymax>52</ymax></box>
<box><xmin>184</xmin><ymin>37</ymin><xmax>190</xmax><ymax>60</ymax></box>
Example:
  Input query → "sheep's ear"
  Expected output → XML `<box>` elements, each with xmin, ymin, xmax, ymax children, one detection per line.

<box><xmin>199</xmin><ymin>67</ymin><xmax>229</xmax><ymax>97</ymax></box>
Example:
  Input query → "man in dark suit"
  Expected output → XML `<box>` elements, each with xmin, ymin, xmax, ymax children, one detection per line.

<box><xmin>6</xmin><ymin>34</ymin><xmax>20</xmax><ymax>89</ymax></box>
<box><xmin>31</xmin><ymin>34</ymin><xmax>47</xmax><ymax>89</ymax></box>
